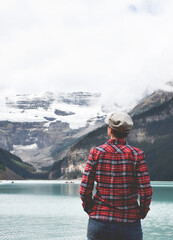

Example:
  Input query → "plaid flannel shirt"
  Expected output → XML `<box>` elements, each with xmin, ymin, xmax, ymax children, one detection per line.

<box><xmin>79</xmin><ymin>139</ymin><xmax>153</xmax><ymax>223</ymax></box>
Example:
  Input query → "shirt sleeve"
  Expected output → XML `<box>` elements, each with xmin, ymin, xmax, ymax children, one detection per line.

<box><xmin>136</xmin><ymin>152</ymin><xmax>153</xmax><ymax>219</ymax></box>
<box><xmin>79</xmin><ymin>148</ymin><xmax>98</xmax><ymax>214</ymax></box>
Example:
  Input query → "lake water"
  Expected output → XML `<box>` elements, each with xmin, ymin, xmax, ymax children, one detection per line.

<box><xmin>0</xmin><ymin>181</ymin><xmax>173</xmax><ymax>240</ymax></box>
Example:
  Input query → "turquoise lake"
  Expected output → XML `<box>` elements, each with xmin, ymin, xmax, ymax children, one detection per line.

<box><xmin>0</xmin><ymin>181</ymin><xmax>173</xmax><ymax>240</ymax></box>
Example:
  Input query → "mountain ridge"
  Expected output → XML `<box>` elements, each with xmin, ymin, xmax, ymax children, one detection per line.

<box><xmin>0</xmin><ymin>92</ymin><xmax>108</xmax><ymax>170</ymax></box>
<box><xmin>0</xmin><ymin>86</ymin><xmax>173</xmax><ymax>180</ymax></box>
<box><xmin>49</xmin><ymin>88</ymin><xmax>173</xmax><ymax>181</ymax></box>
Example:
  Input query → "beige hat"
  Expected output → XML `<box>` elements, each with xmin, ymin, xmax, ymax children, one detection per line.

<box><xmin>105</xmin><ymin>112</ymin><xmax>133</xmax><ymax>134</ymax></box>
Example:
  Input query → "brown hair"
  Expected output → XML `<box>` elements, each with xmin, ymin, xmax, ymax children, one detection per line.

<box><xmin>111</xmin><ymin>129</ymin><xmax>128</xmax><ymax>139</ymax></box>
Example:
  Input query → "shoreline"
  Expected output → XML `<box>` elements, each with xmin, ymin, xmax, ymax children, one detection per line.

<box><xmin>0</xmin><ymin>179</ymin><xmax>82</xmax><ymax>184</ymax></box>
<box><xmin>0</xmin><ymin>180</ymin><xmax>173</xmax><ymax>187</ymax></box>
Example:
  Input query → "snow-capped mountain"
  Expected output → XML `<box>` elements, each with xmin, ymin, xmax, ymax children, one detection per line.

<box><xmin>49</xmin><ymin>88</ymin><xmax>173</xmax><ymax>180</ymax></box>
<box><xmin>0</xmin><ymin>81</ymin><xmax>173</xmax><ymax>177</ymax></box>
<box><xmin>0</xmin><ymin>91</ymin><xmax>119</xmax><ymax>171</ymax></box>
<box><xmin>1</xmin><ymin>92</ymin><xmax>107</xmax><ymax>128</ymax></box>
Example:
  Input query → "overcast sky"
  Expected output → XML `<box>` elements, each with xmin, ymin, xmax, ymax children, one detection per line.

<box><xmin>1</xmin><ymin>0</ymin><xmax>173</xmax><ymax>108</ymax></box>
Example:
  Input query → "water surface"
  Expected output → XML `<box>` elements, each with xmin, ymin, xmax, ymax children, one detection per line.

<box><xmin>0</xmin><ymin>180</ymin><xmax>172</xmax><ymax>240</ymax></box>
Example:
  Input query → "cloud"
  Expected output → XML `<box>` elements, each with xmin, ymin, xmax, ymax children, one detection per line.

<box><xmin>0</xmin><ymin>0</ymin><xmax>173</xmax><ymax>109</ymax></box>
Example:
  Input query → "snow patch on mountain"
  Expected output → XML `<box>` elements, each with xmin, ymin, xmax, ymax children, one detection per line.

<box><xmin>0</xmin><ymin>92</ymin><xmax>121</xmax><ymax>129</ymax></box>
<box><xmin>13</xmin><ymin>143</ymin><xmax>38</xmax><ymax>150</ymax></box>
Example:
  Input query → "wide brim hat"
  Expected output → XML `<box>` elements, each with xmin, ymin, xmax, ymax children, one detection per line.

<box><xmin>105</xmin><ymin>112</ymin><xmax>133</xmax><ymax>134</ymax></box>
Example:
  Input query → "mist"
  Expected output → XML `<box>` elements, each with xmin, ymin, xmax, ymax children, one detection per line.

<box><xmin>0</xmin><ymin>0</ymin><xmax>173</xmax><ymax>109</ymax></box>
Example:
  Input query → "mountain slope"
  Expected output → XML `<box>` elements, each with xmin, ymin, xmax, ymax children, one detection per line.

<box><xmin>0</xmin><ymin>148</ymin><xmax>38</xmax><ymax>180</ymax></box>
<box><xmin>49</xmin><ymin>90</ymin><xmax>173</xmax><ymax>181</ymax></box>
<box><xmin>0</xmin><ymin>92</ymin><xmax>108</xmax><ymax>170</ymax></box>
<box><xmin>128</xmin><ymin>96</ymin><xmax>173</xmax><ymax>180</ymax></box>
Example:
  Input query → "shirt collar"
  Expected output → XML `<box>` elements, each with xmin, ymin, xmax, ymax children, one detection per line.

<box><xmin>107</xmin><ymin>138</ymin><xmax>126</xmax><ymax>145</ymax></box>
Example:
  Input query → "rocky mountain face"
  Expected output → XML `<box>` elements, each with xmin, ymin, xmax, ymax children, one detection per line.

<box><xmin>1</xmin><ymin>86</ymin><xmax>173</xmax><ymax>180</ymax></box>
<box><xmin>0</xmin><ymin>92</ymin><xmax>107</xmax><ymax>171</ymax></box>
<box><xmin>49</xmin><ymin>89</ymin><xmax>173</xmax><ymax>181</ymax></box>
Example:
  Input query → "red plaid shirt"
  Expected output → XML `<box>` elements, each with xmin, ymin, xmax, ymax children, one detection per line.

<box><xmin>79</xmin><ymin>139</ymin><xmax>153</xmax><ymax>223</ymax></box>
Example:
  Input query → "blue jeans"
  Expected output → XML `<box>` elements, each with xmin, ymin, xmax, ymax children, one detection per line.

<box><xmin>87</xmin><ymin>218</ymin><xmax>143</xmax><ymax>240</ymax></box>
